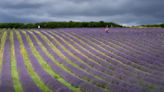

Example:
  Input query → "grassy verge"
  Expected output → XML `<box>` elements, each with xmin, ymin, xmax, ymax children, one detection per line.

<box><xmin>0</xmin><ymin>31</ymin><xmax>7</xmax><ymax>85</ymax></box>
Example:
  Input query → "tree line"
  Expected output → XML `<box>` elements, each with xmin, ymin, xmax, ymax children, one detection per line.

<box><xmin>0</xmin><ymin>21</ymin><xmax>123</xmax><ymax>28</ymax></box>
<box><xmin>140</xmin><ymin>23</ymin><xmax>164</xmax><ymax>28</ymax></box>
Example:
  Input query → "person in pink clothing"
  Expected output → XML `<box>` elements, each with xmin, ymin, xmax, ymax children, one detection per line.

<box><xmin>105</xmin><ymin>25</ymin><xmax>110</xmax><ymax>33</ymax></box>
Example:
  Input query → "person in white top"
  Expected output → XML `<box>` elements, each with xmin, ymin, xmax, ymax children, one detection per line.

<box><xmin>38</xmin><ymin>25</ymin><xmax>41</xmax><ymax>29</ymax></box>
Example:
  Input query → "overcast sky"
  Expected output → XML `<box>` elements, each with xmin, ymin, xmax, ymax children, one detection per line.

<box><xmin>0</xmin><ymin>0</ymin><xmax>164</xmax><ymax>25</ymax></box>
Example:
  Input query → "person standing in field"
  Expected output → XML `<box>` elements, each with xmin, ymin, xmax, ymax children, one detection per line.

<box><xmin>105</xmin><ymin>25</ymin><xmax>110</xmax><ymax>33</ymax></box>
<box><xmin>38</xmin><ymin>25</ymin><xmax>41</xmax><ymax>29</ymax></box>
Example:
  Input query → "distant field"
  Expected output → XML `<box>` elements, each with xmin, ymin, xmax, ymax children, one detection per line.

<box><xmin>0</xmin><ymin>28</ymin><xmax>164</xmax><ymax>92</ymax></box>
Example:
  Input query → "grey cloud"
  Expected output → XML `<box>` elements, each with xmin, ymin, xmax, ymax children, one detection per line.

<box><xmin>0</xmin><ymin>0</ymin><xmax>163</xmax><ymax>25</ymax></box>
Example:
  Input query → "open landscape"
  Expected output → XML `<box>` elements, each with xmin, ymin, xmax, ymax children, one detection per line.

<box><xmin>0</xmin><ymin>0</ymin><xmax>164</xmax><ymax>91</ymax></box>
<box><xmin>0</xmin><ymin>28</ymin><xmax>164</xmax><ymax>92</ymax></box>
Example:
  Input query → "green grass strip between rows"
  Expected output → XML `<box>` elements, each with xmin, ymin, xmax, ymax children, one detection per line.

<box><xmin>10</xmin><ymin>31</ymin><xmax>24</xmax><ymax>92</ymax></box>
<box><xmin>22</xmin><ymin>31</ymin><xmax>81</xmax><ymax>92</ymax></box>
<box><xmin>0</xmin><ymin>31</ymin><xmax>7</xmax><ymax>85</ymax></box>
<box><xmin>28</xmin><ymin>31</ymin><xmax>82</xmax><ymax>85</ymax></box>
<box><xmin>16</xmin><ymin>31</ymin><xmax>52</xmax><ymax>92</ymax></box>
<box><xmin>37</xmin><ymin>31</ymin><xmax>107</xmax><ymax>91</ymax></box>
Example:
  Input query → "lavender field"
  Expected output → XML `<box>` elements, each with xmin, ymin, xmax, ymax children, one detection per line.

<box><xmin>0</xmin><ymin>28</ymin><xmax>164</xmax><ymax>92</ymax></box>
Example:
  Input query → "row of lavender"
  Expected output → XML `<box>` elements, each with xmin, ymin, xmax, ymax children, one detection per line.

<box><xmin>0</xmin><ymin>28</ymin><xmax>163</xmax><ymax>92</ymax></box>
<box><xmin>0</xmin><ymin>29</ymin><xmax>108</xmax><ymax>92</ymax></box>
<box><xmin>47</xmin><ymin>28</ymin><xmax>164</xmax><ymax>91</ymax></box>
<box><xmin>0</xmin><ymin>30</ymin><xmax>75</xmax><ymax>92</ymax></box>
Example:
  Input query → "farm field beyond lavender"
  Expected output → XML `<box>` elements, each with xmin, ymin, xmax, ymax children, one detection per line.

<box><xmin>0</xmin><ymin>28</ymin><xmax>164</xmax><ymax>92</ymax></box>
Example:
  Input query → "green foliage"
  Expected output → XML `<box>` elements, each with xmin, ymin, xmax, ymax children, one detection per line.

<box><xmin>160</xmin><ymin>23</ymin><xmax>164</xmax><ymax>28</ymax></box>
<box><xmin>138</xmin><ymin>23</ymin><xmax>164</xmax><ymax>28</ymax></box>
<box><xmin>0</xmin><ymin>23</ymin><xmax>24</xmax><ymax>28</ymax></box>
<box><xmin>0</xmin><ymin>21</ymin><xmax>122</xmax><ymax>28</ymax></box>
